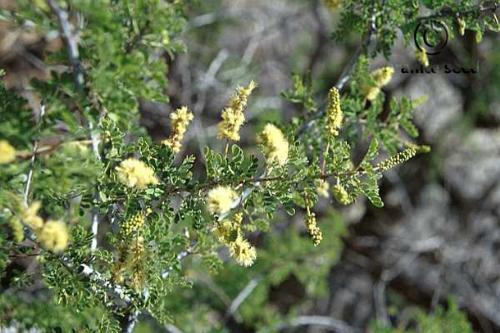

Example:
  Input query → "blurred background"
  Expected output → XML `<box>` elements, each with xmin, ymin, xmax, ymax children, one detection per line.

<box><xmin>136</xmin><ymin>0</ymin><xmax>500</xmax><ymax>332</ymax></box>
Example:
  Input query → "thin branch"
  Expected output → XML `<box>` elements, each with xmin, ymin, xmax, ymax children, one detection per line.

<box><xmin>161</xmin><ymin>245</ymin><xmax>194</xmax><ymax>279</ymax></box>
<box><xmin>78</xmin><ymin>263</ymin><xmax>133</xmax><ymax>305</ymax></box>
<box><xmin>47</xmin><ymin>0</ymin><xmax>104</xmax><ymax>253</ymax></box>
<box><xmin>272</xmin><ymin>315</ymin><xmax>356</xmax><ymax>333</ymax></box>
<box><xmin>165</xmin><ymin>323</ymin><xmax>184</xmax><ymax>333</ymax></box>
<box><xmin>23</xmin><ymin>104</ymin><xmax>46</xmax><ymax>205</ymax></box>
<box><xmin>416</xmin><ymin>3</ymin><xmax>499</xmax><ymax>22</ymax></box>
<box><xmin>225</xmin><ymin>275</ymin><xmax>262</xmax><ymax>320</ymax></box>
<box><xmin>120</xmin><ymin>310</ymin><xmax>140</xmax><ymax>333</ymax></box>
<box><xmin>46</xmin><ymin>0</ymin><xmax>84</xmax><ymax>91</ymax></box>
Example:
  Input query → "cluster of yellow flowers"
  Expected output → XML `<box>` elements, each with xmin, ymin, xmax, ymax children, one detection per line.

<box><xmin>258</xmin><ymin>124</ymin><xmax>289</xmax><ymax>167</ymax></box>
<box><xmin>121</xmin><ymin>212</ymin><xmax>147</xmax><ymax>237</ymax></box>
<box><xmin>213</xmin><ymin>213</ymin><xmax>256</xmax><ymax>267</ymax></box>
<box><xmin>217</xmin><ymin>81</ymin><xmax>257</xmax><ymax>141</ymax></box>
<box><xmin>325</xmin><ymin>87</ymin><xmax>343</xmax><ymax>137</ymax></box>
<box><xmin>162</xmin><ymin>106</ymin><xmax>194</xmax><ymax>153</ymax></box>
<box><xmin>305</xmin><ymin>210</ymin><xmax>322</xmax><ymax>246</ymax></box>
<box><xmin>376</xmin><ymin>147</ymin><xmax>417</xmax><ymax>172</ymax></box>
<box><xmin>38</xmin><ymin>220</ymin><xmax>69</xmax><ymax>253</ymax></box>
<box><xmin>22</xmin><ymin>201</ymin><xmax>44</xmax><ymax>230</ymax></box>
<box><xmin>19</xmin><ymin>202</ymin><xmax>69</xmax><ymax>253</ymax></box>
<box><xmin>229</xmin><ymin>235</ymin><xmax>256</xmax><ymax>267</ymax></box>
<box><xmin>0</xmin><ymin>140</ymin><xmax>16</xmax><ymax>164</ymax></box>
<box><xmin>363</xmin><ymin>66</ymin><xmax>394</xmax><ymax>101</ymax></box>
<box><xmin>206</xmin><ymin>185</ymin><xmax>239</xmax><ymax>216</ymax></box>
<box><xmin>316</xmin><ymin>179</ymin><xmax>330</xmax><ymax>198</ymax></box>
<box><xmin>116</xmin><ymin>158</ymin><xmax>158</xmax><ymax>189</ymax></box>
<box><xmin>332</xmin><ymin>183</ymin><xmax>352</xmax><ymax>205</ymax></box>
<box><xmin>214</xmin><ymin>212</ymin><xmax>242</xmax><ymax>243</ymax></box>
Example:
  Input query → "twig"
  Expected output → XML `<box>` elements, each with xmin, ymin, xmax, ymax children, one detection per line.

<box><xmin>47</xmin><ymin>0</ymin><xmax>104</xmax><ymax>253</ymax></box>
<box><xmin>23</xmin><ymin>104</ymin><xmax>46</xmax><ymax>205</ymax></box>
<box><xmin>88</xmin><ymin>120</ymin><xmax>102</xmax><ymax>252</ymax></box>
<box><xmin>161</xmin><ymin>245</ymin><xmax>194</xmax><ymax>279</ymax></box>
<box><xmin>272</xmin><ymin>315</ymin><xmax>356</xmax><ymax>333</ymax></box>
<box><xmin>120</xmin><ymin>310</ymin><xmax>140</xmax><ymax>333</ymax></box>
<box><xmin>225</xmin><ymin>275</ymin><xmax>262</xmax><ymax>320</ymax></box>
<box><xmin>165</xmin><ymin>323</ymin><xmax>184</xmax><ymax>333</ymax></box>
<box><xmin>46</xmin><ymin>0</ymin><xmax>84</xmax><ymax>91</ymax></box>
<box><xmin>78</xmin><ymin>263</ymin><xmax>133</xmax><ymax>305</ymax></box>
<box><xmin>416</xmin><ymin>3</ymin><xmax>499</xmax><ymax>22</ymax></box>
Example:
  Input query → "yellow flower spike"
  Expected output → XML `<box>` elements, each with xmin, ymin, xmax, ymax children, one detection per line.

<box><xmin>332</xmin><ymin>183</ymin><xmax>351</xmax><ymax>205</ymax></box>
<box><xmin>376</xmin><ymin>147</ymin><xmax>417</xmax><ymax>171</ymax></box>
<box><xmin>217</xmin><ymin>81</ymin><xmax>257</xmax><ymax>142</ymax></box>
<box><xmin>37</xmin><ymin>220</ymin><xmax>69</xmax><ymax>253</ymax></box>
<box><xmin>0</xmin><ymin>140</ymin><xmax>16</xmax><ymax>164</ymax></box>
<box><xmin>162</xmin><ymin>106</ymin><xmax>194</xmax><ymax>153</ymax></box>
<box><xmin>305</xmin><ymin>211</ymin><xmax>322</xmax><ymax>246</ymax></box>
<box><xmin>22</xmin><ymin>201</ymin><xmax>44</xmax><ymax>230</ymax></box>
<box><xmin>457</xmin><ymin>17</ymin><xmax>466</xmax><ymax>36</ymax></box>
<box><xmin>130</xmin><ymin>236</ymin><xmax>146</xmax><ymax>290</ymax></box>
<box><xmin>258</xmin><ymin>124</ymin><xmax>289</xmax><ymax>167</ymax></box>
<box><xmin>363</xmin><ymin>66</ymin><xmax>394</xmax><ymax>101</ymax></box>
<box><xmin>372</xmin><ymin>66</ymin><xmax>394</xmax><ymax>87</ymax></box>
<box><xmin>228</xmin><ymin>235</ymin><xmax>256</xmax><ymax>267</ymax></box>
<box><xmin>415</xmin><ymin>48</ymin><xmax>429</xmax><ymax>67</ymax></box>
<box><xmin>316</xmin><ymin>179</ymin><xmax>330</xmax><ymax>198</ymax></box>
<box><xmin>116</xmin><ymin>158</ymin><xmax>158</xmax><ymax>189</ymax></box>
<box><xmin>365</xmin><ymin>86</ymin><xmax>381</xmax><ymax>101</ymax></box>
<box><xmin>206</xmin><ymin>186</ymin><xmax>238</xmax><ymax>215</ymax></box>
<box><xmin>121</xmin><ymin>212</ymin><xmax>146</xmax><ymax>237</ymax></box>
<box><xmin>325</xmin><ymin>87</ymin><xmax>343</xmax><ymax>137</ymax></box>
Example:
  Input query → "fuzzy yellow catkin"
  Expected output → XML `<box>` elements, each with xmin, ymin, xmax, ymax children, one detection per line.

<box><xmin>229</xmin><ymin>235</ymin><xmax>256</xmax><ymax>267</ymax></box>
<box><xmin>332</xmin><ymin>183</ymin><xmax>351</xmax><ymax>205</ymax></box>
<box><xmin>305</xmin><ymin>211</ymin><xmax>322</xmax><ymax>246</ymax></box>
<box><xmin>116</xmin><ymin>158</ymin><xmax>158</xmax><ymax>189</ymax></box>
<box><xmin>364</xmin><ymin>66</ymin><xmax>395</xmax><ymax>101</ymax></box>
<box><xmin>37</xmin><ymin>220</ymin><xmax>69</xmax><ymax>253</ymax></box>
<box><xmin>0</xmin><ymin>140</ymin><xmax>16</xmax><ymax>164</ymax></box>
<box><xmin>217</xmin><ymin>81</ymin><xmax>257</xmax><ymax>141</ymax></box>
<box><xmin>316</xmin><ymin>179</ymin><xmax>330</xmax><ymax>198</ymax></box>
<box><xmin>21</xmin><ymin>201</ymin><xmax>44</xmax><ymax>230</ymax></box>
<box><xmin>376</xmin><ymin>147</ymin><xmax>417</xmax><ymax>171</ymax></box>
<box><xmin>415</xmin><ymin>48</ymin><xmax>429</xmax><ymax>67</ymax></box>
<box><xmin>258</xmin><ymin>123</ymin><xmax>289</xmax><ymax>166</ymax></box>
<box><xmin>206</xmin><ymin>186</ymin><xmax>239</xmax><ymax>215</ymax></box>
<box><xmin>162</xmin><ymin>106</ymin><xmax>194</xmax><ymax>153</ymax></box>
<box><xmin>325</xmin><ymin>87</ymin><xmax>343</xmax><ymax>137</ymax></box>
<box><xmin>457</xmin><ymin>17</ymin><xmax>466</xmax><ymax>36</ymax></box>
